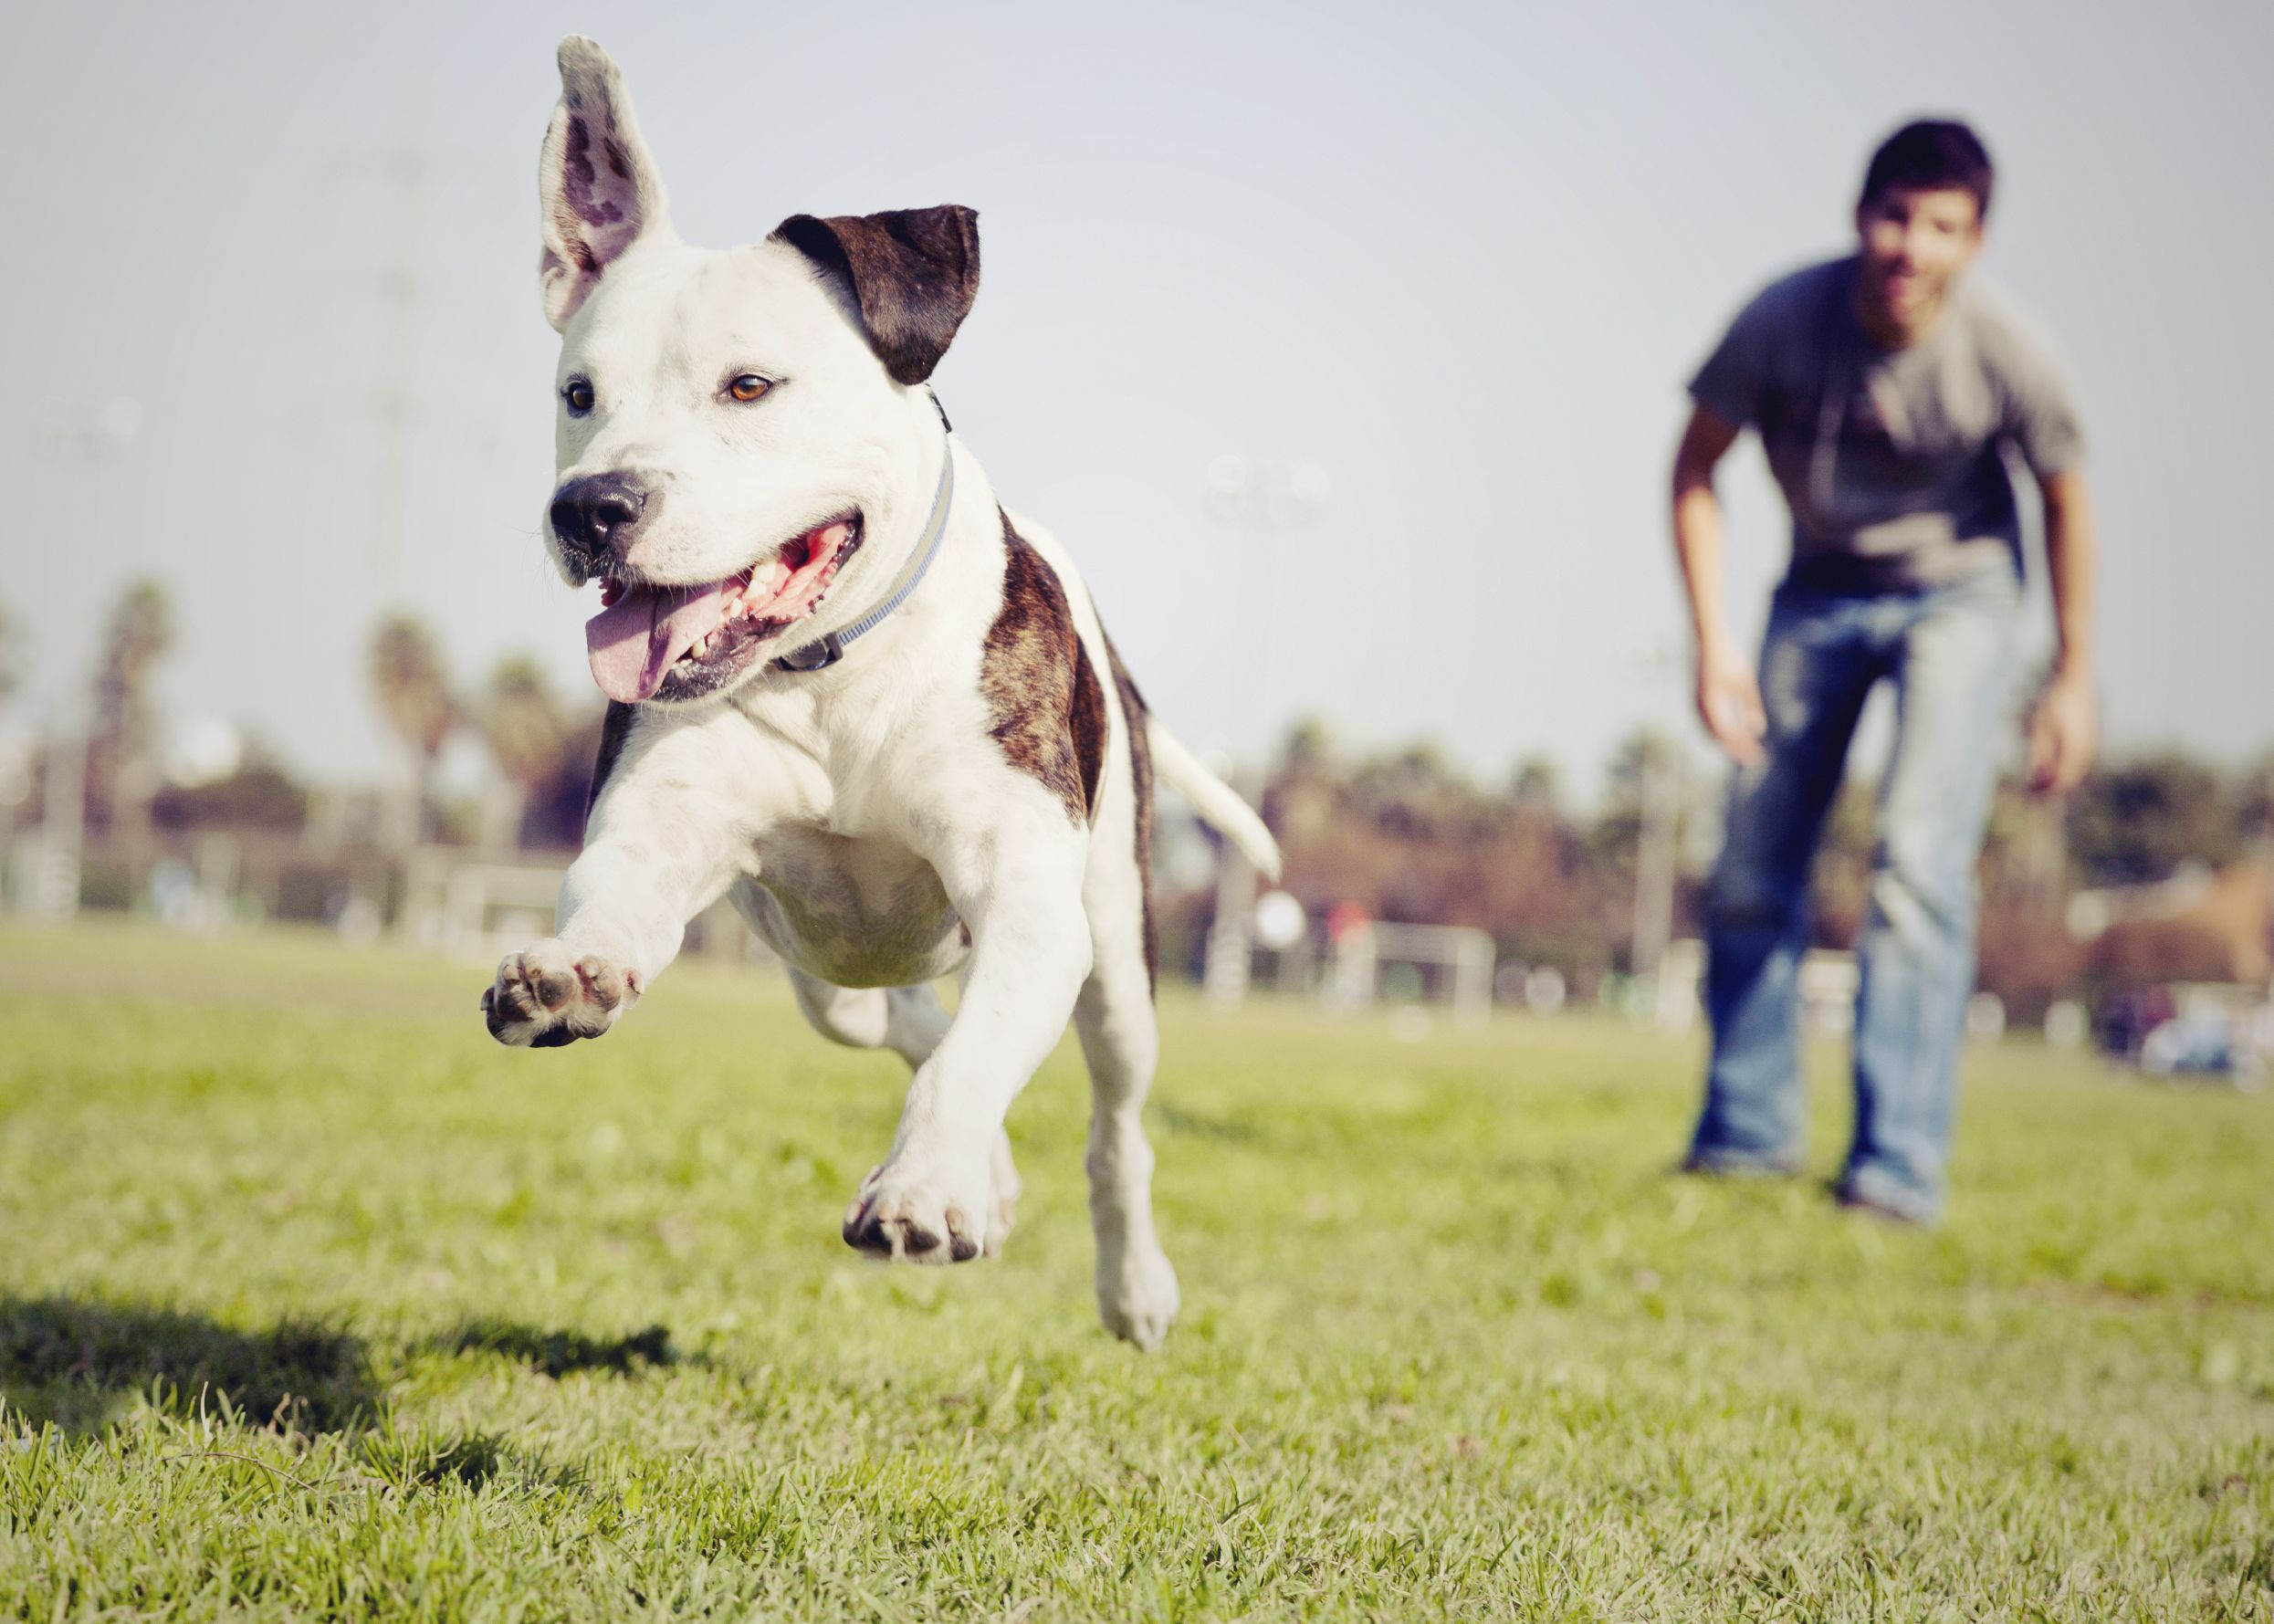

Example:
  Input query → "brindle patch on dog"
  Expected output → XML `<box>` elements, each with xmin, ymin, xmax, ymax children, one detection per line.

<box><xmin>1104</xmin><ymin>634</ymin><xmax>1158</xmax><ymax>992</ymax></box>
<box><xmin>981</xmin><ymin>517</ymin><xmax>1106</xmax><ymax>827</ymax></box>
<box><xmin>585</xmin><ymin>700</ymin><xmax>639</xmax><ymax>825</ymax></box>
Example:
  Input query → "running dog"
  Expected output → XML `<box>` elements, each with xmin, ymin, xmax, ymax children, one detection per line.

<box><xmin>480</xmin><ymin>38</ymin><xmax>1280</xmax><ymax>1348</ymax></box>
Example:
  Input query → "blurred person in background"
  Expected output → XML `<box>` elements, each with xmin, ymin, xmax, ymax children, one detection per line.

<box><xmin>1669</xmin><ymin>119</ymin><xmax>2096</xmax><ymax>1223</ymax></box>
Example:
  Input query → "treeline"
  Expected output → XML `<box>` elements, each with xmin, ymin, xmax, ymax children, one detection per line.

<box><xmin>0</xmin><ymin>583</ymin><xmax>606</xmax><ymax>854</ymax></box>
<box><xmin>5</xmin><ymin>583</ymin><xmax>2268</xmax><ymax>1012</ymax></box>
<box><xmin>1239</xmin><ymin>716</ymin><xmax>2274</xmax><ymax>1011</ymax></box>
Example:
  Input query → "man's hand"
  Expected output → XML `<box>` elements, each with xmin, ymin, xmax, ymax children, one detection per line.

<box><xmin>2027</xmin><ymin>670</ymin><xmax>2095</xmax><ymax>796</ymax></box>
<box><xmin>2029</xmin><ymin>469</ymin><xmax>2098</xmax><ymax>799</ymax></box>
<box><xmin>1670</xmin><ymin>406</ymin><xmax>1764</xmax><ymax>766</ymax></box>
<box><xmin>1696</xmin><ymin>643</ymin><xmax>1767</xmax><ymax>767</ymax></box>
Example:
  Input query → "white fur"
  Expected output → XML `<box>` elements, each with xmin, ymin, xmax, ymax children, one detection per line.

<box><xmin>485</xmin><ymin>39</ymin><xmax>1278</xmax><ymax>1348</ymax></box>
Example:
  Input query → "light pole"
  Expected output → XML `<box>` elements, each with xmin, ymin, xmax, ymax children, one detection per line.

<box><xmin>22</xmin><ymin>399</ymin><xmax>141</xmax><ymax>919</ymax></box>
<box><xmin>1199</xmin><ymin>456</ymin><xmax>1326</xmax><ymax>1006</ymax></box>
<box><xmin>1630</xmin><ymin>638</ymin><xmax>1689</xmax><ymax>1023</ymax></box>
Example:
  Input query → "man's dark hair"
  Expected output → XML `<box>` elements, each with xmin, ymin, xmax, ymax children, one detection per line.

<box><xmin>1860</xmin><ymin>120</ymin><xmax>1994</xmax><ymax>222</ymax></box>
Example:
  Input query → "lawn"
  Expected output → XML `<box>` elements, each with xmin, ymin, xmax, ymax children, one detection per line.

<box><xmin>0</xmin><ymin>920</ymin><xmax>2269</xmax><ymax>1621</ymax></box>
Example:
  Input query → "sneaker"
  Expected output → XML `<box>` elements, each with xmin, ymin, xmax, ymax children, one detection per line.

<box><xmin>1679</xmin><ymin>1147</ymin><xmax>1803</xmax><ymax>1179</ymax></box>
<box><xmin>1833</xmin><ymin>1170</ymin><xmax>1940</xmax><ymax>1226</ymax></box>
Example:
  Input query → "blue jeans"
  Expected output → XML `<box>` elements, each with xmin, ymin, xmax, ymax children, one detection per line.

<box><xmin>1688</xmin><ymin>566</ymin><xmax>2025</xmax><ymax>1220</ymax></box>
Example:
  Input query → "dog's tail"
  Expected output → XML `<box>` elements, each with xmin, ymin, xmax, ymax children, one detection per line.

<box><xmin>1146</xmin><ymin>718</ymin><xmax>1283</xmax><ymax>882</ymax></box>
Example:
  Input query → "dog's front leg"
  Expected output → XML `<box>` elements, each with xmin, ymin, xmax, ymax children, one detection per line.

<box><xmin>842</xmin><ymin>809</ymin><xmax>1092</xmax><ymax>1263</ymax></box>
<box><xmin>483</xmin><ymin>724</ymin><xmax>755</xmax><ymax>1048</ymax></box>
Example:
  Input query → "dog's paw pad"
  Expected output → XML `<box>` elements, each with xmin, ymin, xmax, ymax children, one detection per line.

<box><xmin>842</xmin><ymin>1163</ymin><xmax>993</xmax><ymax>1267</ymax></box>
<box><xmin>483</xmin><ymin>941</ymin><xmax>634</xmax><ymax>1047</ymax></box>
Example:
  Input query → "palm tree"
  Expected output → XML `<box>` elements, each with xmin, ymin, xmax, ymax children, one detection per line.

<box><xmin>368</xmin><ymin>614</ymin><xmax>458</xmax><ymax>846</ymax></box>
<box><xmin>89</xmin><ymin>578</ymin><xmax>173</xmax><ymax>841</ymax></box>
<box><xmin>0</xmin><ymin>595</ymin><xmax>20</xmax><ymax>855</ymax></box>
<box><xmin>475</xmin><ymin>655</ymin><xmax>570</xmax><ymax>851</ymax></box>
<box><xmin>0</xmin><ymin>595</ymin><xmax>18</xmax><ymax>710</ymax></box>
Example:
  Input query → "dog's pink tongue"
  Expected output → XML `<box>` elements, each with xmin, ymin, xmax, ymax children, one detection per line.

<box><xmin>585</xmin><ymin>581</ymin><xmax>737</xmax><ymax>703</ymax></box>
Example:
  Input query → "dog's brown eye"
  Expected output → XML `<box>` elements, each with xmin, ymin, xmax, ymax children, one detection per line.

<box><xmin>727</xmin><ymin>373</ymin><xmax>771</xmax><ymax>403</ymax></box>
<box><xmin>562</xmin><ymin>378</ymin><xmax>595</xmax><ymax>414</ymax></box>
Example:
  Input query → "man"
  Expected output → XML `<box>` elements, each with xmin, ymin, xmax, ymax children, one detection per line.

<box><xmin>1671</xmin><ymin>119</ymin><xmax>2096</xmax><ymax>1223</ymax></box>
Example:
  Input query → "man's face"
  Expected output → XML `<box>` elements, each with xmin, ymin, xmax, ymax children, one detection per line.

<box><xmin>1852</xmin><ymin>184</ymin><xmax>1984</xmax><ymax>334</ymax></box>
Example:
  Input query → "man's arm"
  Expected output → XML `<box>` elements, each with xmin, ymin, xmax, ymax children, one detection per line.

<box><xmin>1671</xmin><ymin>403</ymin><xmax>1766</xmax><ymax>765</ymax></box>
<box><xmin>2027</xmin><ymin>467</ymin><xmax>2097</xmax><ymax>795</ymax></box>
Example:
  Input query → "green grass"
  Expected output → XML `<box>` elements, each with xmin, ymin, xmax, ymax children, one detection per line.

<box><xmin>0</xmin><ymin>920</ymin><xmax>2269</xmax><ymax>1621</ymax></box>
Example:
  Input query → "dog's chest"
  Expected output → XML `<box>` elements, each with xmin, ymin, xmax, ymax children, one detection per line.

<box><xmin>729</xmin><ymin>823</ymin><xmax>964</xmax><ymax>989</ymax></box>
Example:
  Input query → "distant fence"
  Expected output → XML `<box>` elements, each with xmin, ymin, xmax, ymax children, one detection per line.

<box><xmin>0</xmin><ymin>830</ymin><xmax>767</xmax><ymax>963</ymax></box>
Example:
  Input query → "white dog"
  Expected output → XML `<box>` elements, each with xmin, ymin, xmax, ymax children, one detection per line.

<box><xmin>481</xmin><ymin>38</ymin><xmax>1280</xmax><ymax>1348</ymax></box>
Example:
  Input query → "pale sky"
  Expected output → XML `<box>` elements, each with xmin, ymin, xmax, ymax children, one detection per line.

<box><xmin>5</xmin><ymin>0</ymin><xmax>2269</xmax><ymax>801</ymax></box>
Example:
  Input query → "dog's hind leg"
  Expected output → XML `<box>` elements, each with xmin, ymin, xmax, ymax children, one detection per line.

<box><xmin>787</xmin><ymin>969</ymin><xmax>948</xmax><ymax>1070</ymax></box>
<box><xmin>1073</xmin><ymin>930</ymin><xmax>1179</xmax><ymax>1349</ymax></box>
<box><xmin>789</xmin><ymin>969</ymin><xmax>1024</xmax><ymax>1253</ymax></box>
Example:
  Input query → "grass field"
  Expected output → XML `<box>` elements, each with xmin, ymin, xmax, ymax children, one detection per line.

<box><xmin>0</xmin><ymin>920</ymin><xmax>2269</xmax><ymax>1621</ymax></box>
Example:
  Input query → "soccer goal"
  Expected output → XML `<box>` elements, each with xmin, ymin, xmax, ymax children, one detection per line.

<box><xmin>1326</xmin><ymin>920</ymin><xmax>1496</xmax><ymax>1024</ymax></box>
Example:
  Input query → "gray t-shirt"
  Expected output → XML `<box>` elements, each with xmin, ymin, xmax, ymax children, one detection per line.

<box><xmin>1689</xmin><ymin>257</ymin><xmax>2085</xmax><ymax>592</ymax></box>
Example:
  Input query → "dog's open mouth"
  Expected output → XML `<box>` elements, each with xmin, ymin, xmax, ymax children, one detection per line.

<box><xmin>584</xmin><ymin>514</ymin><xmax>863</xmax><ymax>703</ymax></box>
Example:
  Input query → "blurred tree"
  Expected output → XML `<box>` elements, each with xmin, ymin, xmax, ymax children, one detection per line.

<box><xmin>475</xmin><ymin>655</ymin><xmax>571</xmax><ymax>850</ymax></box>
<box><xmin>2236</xmin><ymin>753</ymin><xmax>2274</xmax><ymax>849</ymax></box>
<box><xmin>1974</xmin><ymin>779</ymin><xmax>2083</xmax><ymax>1022</ymax></box>
<box><xmin>1280</xmin><ymin>716</ymin><xmax>1335</xmax><ymax>770</ymax></box>
<box><xmin>368</xmin><ymin>614</ymin><xmax>458</xmax><ymax>845</ymax></box>
<box><xmin>151</xmin><ymin>737</ymin><xmax>309</xmax><ymax>833</ymax></box>
<box><xmin>1253</xmin><ymin>727</ymin><xmax>1627</xmax><ymax>975</ymax></box>
<box><xmin>1509</xmin><ymin>753</ymin><xmax>1562</xmax><ymax>812</ymax></box>
<box><xmin>1349</xmin><ymin>739</ymin><xmax>1470</xmax><ymax>845</ymax></box>
<box><xmin>2065</xmin><ymin>752</ymin><xmax>2237</xmax><ymax>887</ymax></box>
<box><xmin>518</xmin><ymin>707</ymin><xmax>610</xmax><ymax>852</ymax></box>
<box><xmin>86</xmin><ymin>578</ymin><xmax>173</xmax><ymax>841</ymax></box>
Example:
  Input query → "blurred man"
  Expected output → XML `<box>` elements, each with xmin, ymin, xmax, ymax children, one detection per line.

<box><xmin>1670</xmin><ymin>120</ymin><xmax>2096</xmax><ymax>1222</ymax></box>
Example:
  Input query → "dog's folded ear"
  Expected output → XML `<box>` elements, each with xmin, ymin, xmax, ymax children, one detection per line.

<box><xmin>537</xmin><ymin>37</ymin><xmax>670</xmax><ymax>331</ymax></box>
<box><xmin>770</xmin><ymin>206</ymin><xmax>980</xmax><ymax>386</ymax></box>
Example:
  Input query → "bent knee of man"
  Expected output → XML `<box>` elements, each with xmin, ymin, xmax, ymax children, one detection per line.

<box><xmin>1867</xmin><ymin>849</ymin><xmax>1974</xmax><ymax>943</ymax></box>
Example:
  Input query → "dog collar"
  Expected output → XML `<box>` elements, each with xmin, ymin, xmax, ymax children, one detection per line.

<box><xmin>773</xmin><ymin>440</ymin><xmax>955</xmax><ymax>675</ymax></box>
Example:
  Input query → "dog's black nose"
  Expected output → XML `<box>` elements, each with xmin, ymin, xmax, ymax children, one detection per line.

<box><xmin>550</xmin><ymin>473</ymin><xmax>652</xmax><ymax>565</ymax></box>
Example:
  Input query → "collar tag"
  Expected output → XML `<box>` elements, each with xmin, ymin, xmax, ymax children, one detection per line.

<box><xmin>773</xmin><ymin>632</ymin><xmax>844</xmax><ymax>673</ymax></box>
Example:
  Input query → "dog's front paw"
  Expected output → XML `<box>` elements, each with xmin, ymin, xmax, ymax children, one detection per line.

<box><xmin>1098</xmin><ymin>1241</ymin><xmax>1180</xmax><ymax>1351</ymax></box>
<box><xmin>986</xmin><ymin>1129</ymin><xmax>1022</xmax><ymax>1258</ymax></box>
<box><xmin>841</xmin><ymin>1145</ymin><xmax>997</xmax><ymax>1265</ymax></box>
<box><xmin>481</xmin><ymin>940</ymin><xmax>636</xmax><ymax>1047</ymax></box>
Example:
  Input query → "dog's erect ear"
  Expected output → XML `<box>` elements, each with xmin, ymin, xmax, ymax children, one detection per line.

<box><xmin>770</xmin><ymin>206</ymin><xmax>980</xmax><ymax>385</ymax></box>
<box><xmin>537</xmin><ymin>37</ymin><xmax>670</xmax><ymax>331</ymax></box>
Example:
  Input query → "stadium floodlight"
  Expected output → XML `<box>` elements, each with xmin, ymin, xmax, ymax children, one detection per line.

<box><xmin>1200</xmin><ymin>456</ymin><xmax>1327</xmax><ymax>1007</ymax></box>
<box><xmin>17</xmin><ymin>399</ymin><xmax>143</xmax><ymax>922</ymax></box>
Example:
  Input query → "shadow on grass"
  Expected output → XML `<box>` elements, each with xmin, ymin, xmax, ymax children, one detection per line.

<box><xmin>355</xmin><ymin>1423</ymin><xmax>588</xmax><ymax>1494</ymax></box>
<box><xmin>0</xmin><ymin>1298</ymin><xmax>681</xmax><ymax>1438</ymax></box>
<box><xmin>435</xmin><ymin>1319</ymin><xmax>676</xmax><ymax>1378</ymax></box>
<box><xmin>1154</xmin><ymin>1102</ymin><xmax>1270</xmax><ymax>1147</ymax></box>
<box><xmin>0</xmin><ymin>1294</ymin><xmax>377</xmax><ymax>1436</ymax></box>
